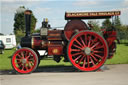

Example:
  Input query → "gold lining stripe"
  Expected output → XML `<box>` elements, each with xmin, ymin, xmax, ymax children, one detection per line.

<box><xmin>31</xmin><ymin>37</ymin><xmax>34</xmax><ymax>48</ymax></box>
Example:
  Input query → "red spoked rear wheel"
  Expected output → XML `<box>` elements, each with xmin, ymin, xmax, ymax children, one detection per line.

<box><xmin>12</xmin><ymin>48</ymin><xmax>38</xmax><ymax>74</ymax></box>
<box><xmin>67</xmin><ymin>31</ymin><xmax>108</xmax><ymax>71</ymax></box>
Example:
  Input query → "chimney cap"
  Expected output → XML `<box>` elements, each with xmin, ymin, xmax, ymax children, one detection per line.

<box><xmin>24</xmin><ymin>10</ymin><xmax>32</xmax><ymax>15</ymax></box>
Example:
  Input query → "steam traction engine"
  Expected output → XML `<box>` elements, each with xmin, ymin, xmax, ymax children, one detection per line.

<box><xmin>11</xmin><ymin>10</ymin><xmax>121</xmax><ymax>74</ymax></box>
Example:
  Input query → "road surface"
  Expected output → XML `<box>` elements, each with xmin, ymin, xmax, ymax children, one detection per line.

<box><xmin>0</xmin><ymin>64</ymin><xmax>128</xmax><ymax>85</ymax></box>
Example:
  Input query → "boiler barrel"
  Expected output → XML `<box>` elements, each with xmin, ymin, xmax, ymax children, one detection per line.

<box><xmin>20</xmin><ymin>37</ymin><xmax>47</xmax><ymax>50</ymax></box>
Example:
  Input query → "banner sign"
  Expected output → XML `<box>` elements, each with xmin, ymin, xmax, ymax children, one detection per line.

<box><xmin>66</xmin><ymin>11</ymin><xmax>121</xmax><ymax>18</ymax></box>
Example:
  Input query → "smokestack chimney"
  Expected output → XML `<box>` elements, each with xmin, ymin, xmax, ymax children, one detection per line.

<box><xmin>24</xmin><ymin>10</ymin><xmax>32</xmax><ymax>37</ymax></box>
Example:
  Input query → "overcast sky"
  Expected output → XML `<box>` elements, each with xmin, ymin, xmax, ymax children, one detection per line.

<box><xmin>0</xmin><ymin>0</ymin><xmax>128</xmax><ymax>34</ymax></box>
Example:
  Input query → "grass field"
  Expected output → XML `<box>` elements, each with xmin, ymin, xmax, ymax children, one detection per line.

<box><xmin>105</xmin><ymin>44</ymin><xmax>128</xmax><ymax>64</ymax></box>
<box><xmin>0</xmin><ymin>44</ymin><xmax>128</xmax><ymax>70</ymax></box>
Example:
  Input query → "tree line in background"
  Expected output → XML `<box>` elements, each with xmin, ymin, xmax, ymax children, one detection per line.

<box><xmin>14</xmin><ymin>6</ymin><xmax>128</xmax><ymax>43</ymax></box>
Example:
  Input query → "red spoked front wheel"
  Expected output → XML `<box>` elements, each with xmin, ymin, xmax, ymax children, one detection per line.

<box><xmin>67</xmin><ymin>31</ymin><xmax>108</xmax><ymax>71</ymax></box>
<box><xmin>12</xmin><ymin>48</ymin><xmax>38</xmax><ymax>74</ymax></box>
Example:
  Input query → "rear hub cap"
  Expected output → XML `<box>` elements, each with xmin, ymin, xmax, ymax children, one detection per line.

<box><xmin>84</xmin><ymin>47</ymin><xmax>91</xmax><ymax>55</ymax></box>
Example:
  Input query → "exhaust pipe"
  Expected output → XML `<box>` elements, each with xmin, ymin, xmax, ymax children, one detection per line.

<box><xmin>20</xmin><ymin>10</ymin><xmax>32</xmax><ymax>48</ymax></box>
<box><xmin>24</xmin><ymin>10</ymin><xmax>32</xmax><ymax>37</ymax></box>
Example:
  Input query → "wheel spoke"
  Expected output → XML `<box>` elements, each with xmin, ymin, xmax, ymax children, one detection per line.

<box><xmin>21</xmin><ymin>64</ymin><xmax>25</xmax><ymax>71</ymax></box>
<box><xmin>16</xmin><ymin>54</ymin><xmax>22</xmax><ymax>59</ymax></box>
<box><xmin>73</xmin><ymin>55</ymin><xmax>81</xmax><ymax>62</ymax></box>
<box><xmin>18</xmin><ymin>64</ymin><xmax>23</xmax><ymax>68</ymax></box>
<box><xmin>90</xmin><ymin>54</ymin><xmax>98</xmax><ymax>62</ymax></box>
<box><xmin>88</xmin><ymin>36</ymin><xmax>91</xmax><ymax>47</ymax></box>
<box><xmin>84</xmin><ymin>34</ymin><xmax>87</xmax><ymax>45</ymax></box>
<box><xmin>73</xmin><ymin>44</ymin><xmax>82</xmax><ymax>50</ymax></box>
<box><xmin>16</xmin><ymin>58</ymin><xmax>21</xmax><ymax>61</ymax></box>
<box><xmin>87</xmin><ymin>56</ymin><xmax>90</xmax><ymax>68</ymax></box>
<box><xmin>16</xmin><ymin>61</ymin><xmax>21</xmax><ymax>65</ymax></box>
<box><xmin>89</xmin><ymin>56</ymin><xmax>95</xmax><ymax>66</ymax></box>
<box><xmin>91</xmin><ymin>37</ymin><xmax>98</xmax><ymax>46</ymax></box>
<box><xmin>26</xmin><ymin>52</ymin><xmax>31</xmax><ymax>59</ymax></box>
<box><xmin>93</xmin><ymin>50</ymin><xmax>103</xmax><ymax>53</ymax></box>
<box><xmin>21</xmin><ymin>52</ymin><xmax>25</xmax><ymax>58</ymax></box>
<box><xmin>94</xmin><ymin>54</ymin><xmax>103</xmax><ymax>59</ymax></box>
<box><xmin>29</xmin><ymin>61</ymin><xmax>34</xmax><ymax>66</ymax></box>
<box><xmin>27</xmin><ymin>62</ymin><xmax>32</xmax><ymax>69</ymax></box>
<box><xmin>91</xmin><ymin>42</ymin><xmax>99</xmax><ymax>49</ymax></box>
<box><xmin>75</xmin><ymin>39</ymin><xmax>83</xmax><ymax>48</ymax></box>
<box><xmin>71</xmin><ymin>49</ymin><xmax>81</xmax><ymax>52</ymax></box>
<box><xmin>80</xmin><ymin>36</ymin><xmax>87</xmax><ymax>47</ymax></box>
<box><xmin>72</xmin><ymin>52</ymin><xmax>82</xmax><ymax>56</ymax></box>
<box><xmin>15</xmin><ymin>62</ymin><xmax>21</xmax><ymax>65</ymax></box>
<box><xmin>78</xmin><ymin>55</ymin><xmax>85</xmax><ymax>65</ymax></box>
<box><xmin>28</xmin><ymin>59</ymin><xmax>34</xmax><ymax>61</ymax></box>
<box><xmin>25</xmin><ymin>51</ymin><xmax>29</xmax><ymax>58</ymax></box>
<box><xmin>94</xmin><ymin>45</ymin><xmax>104</xmax><ymax>50</ymax></box>
<box><xmin>24</xmin><ymin>63</ymin><xmax>29</xmax><ymax>71</ymax></box>
<box><xmin>83</xmin><ymin>57</ymin><xmax>86</xmax><ymax>68</ymax></box>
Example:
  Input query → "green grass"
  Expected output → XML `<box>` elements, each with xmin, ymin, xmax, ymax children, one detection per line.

<box><xmin>0</xmin><ymin>44</ymin><xmax>128</xmax><ymax>70</ymax></box>
<box><xmin>0</xmin><ymin>48</ymin><xmax>16</xmax><ymax>70</ymax></box>
<box><xmin>105</xmin><ymin>44</ymin><xmax>128</xmax><ymax>64</ymax></box>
